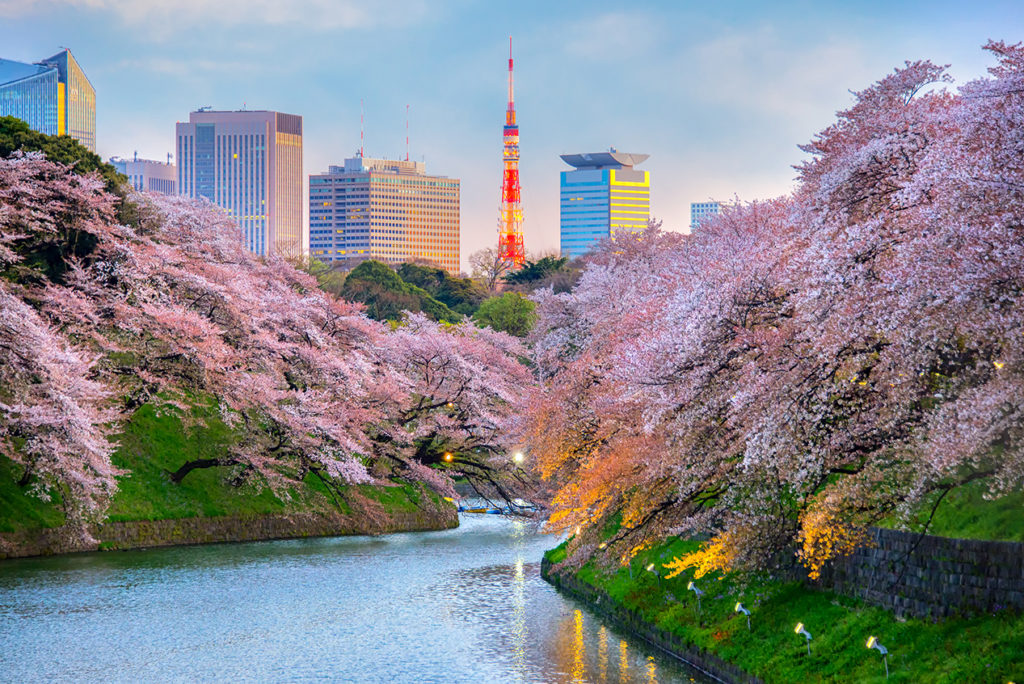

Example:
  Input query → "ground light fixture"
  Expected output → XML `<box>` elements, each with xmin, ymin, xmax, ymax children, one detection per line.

<box><xmin>443</xmin><ymin>452</ymin><xmax>454</xmax><ymax>462</ymax></box>
<box><xmin>513</xmin><ymin>451</ymin><xmax>524</xmax><ymax>464</ymax></box>
<box><xmin>866</xmin><ymin>636</ymin><xmax>889</xmax><ymax>678</ymax></box>
<box><xmin>794</xmin><ymin>623</ymin><xmax>812</xmax><ymax>655</ymax></box>
<box><xmin>735</xmin><ymin>602</ymin><xmax>751</xmax><ymax>631</ymax></box>
<box><xmin>686</xmin><ymin>581</ymin><xmax>704</xmax><ymax>615</ymax></box>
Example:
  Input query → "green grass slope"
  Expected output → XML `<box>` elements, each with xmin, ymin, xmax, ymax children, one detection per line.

<box><xmin>545</xmin><ymin>537</ymin><xmax>1024</xmax><ymax>683</ymax></box>
<box><xmin>1</xmin><ymin>397</ymin><xmax>445</xmax><ymax>534</ymax></box>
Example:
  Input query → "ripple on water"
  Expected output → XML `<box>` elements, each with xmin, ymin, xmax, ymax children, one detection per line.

<box><xmin>0</xmin><ymin>515</ymin><xmax>714</xmax><ymax>683</ymax></box>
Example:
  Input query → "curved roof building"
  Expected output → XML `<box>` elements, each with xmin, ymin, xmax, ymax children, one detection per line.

<box><xmin>559</xmin><ymin>149</ymin><xmax>650</xmax><ymax>259</ymax></box>
<box><xmin>559</xmin><ymin>151</ymin><xmax>650</xmax><ymax>169</ymax></box>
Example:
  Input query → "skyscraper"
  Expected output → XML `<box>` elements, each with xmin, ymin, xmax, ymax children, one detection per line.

<box><xmin>109</xmin><ymin>154</ymin><xmax>177</xmax><ymax>195</ymax></box>
<box><xmin>559</xmin><ymin>150</ymin><xmax>650</xmax><ymax>259</ymax></box>
<box><xmin>0</xmin><ymin>49</ymin><xmax>96</xmax><ymax>151</ymax></box>
<box><xmin>690</xmin><ymin>201</ymin><xmax>722</xmax><ymax>230</ymax></box>
<box><xmin>309</xmin><ymin>156</ymin><xmax>461</xmax><ymax>274</ymax></box>
<box><xmin>176</xmin><ymin>109</ymin><xmax>303</xmax><ymax>258</ymax></box>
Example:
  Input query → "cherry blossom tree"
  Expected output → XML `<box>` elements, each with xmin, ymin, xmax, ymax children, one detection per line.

<box><xmin>525</xmin><ymin>43</ymin><xmax>1024</xmax><ymax>576</ymax></box>
<box><xmin>1</xmin><ymin>153</ymin><xmax>537</xmax><ymax>522</ymax></box>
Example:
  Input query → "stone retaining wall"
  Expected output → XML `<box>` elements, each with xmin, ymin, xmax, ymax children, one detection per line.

<box><xmin>542</xmin><ymin>558</ymin><xmax>762</xmax><ymax>684</ymax></box>
<box><xmin>817</xmin><ymin>527</ymin><xmax>1024</xmax><ymax>618</ymax></box>
<box><xmin>0</xmin><ymin>505</ymin><xmax>458</xmax><ymax>560</ymax></box>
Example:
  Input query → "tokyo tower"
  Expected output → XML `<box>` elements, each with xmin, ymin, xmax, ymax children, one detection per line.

<box><xmin>497</xmin><ymin>37</ymin><xmax>526</xmax><ymax>266</ymax></box>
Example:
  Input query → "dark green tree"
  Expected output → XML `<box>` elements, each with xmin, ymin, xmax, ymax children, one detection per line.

<box><xmin>397</xmin><ymin>262</ymin><xmax>486</xmax><ymax>316</ymax></box>
<box><xmin>472</xmin><ymin>292</ymin><xmax>537</xmax><ymax>337</ymax></box>
<box><xmin>0</xmin><ymin>116</ymin><xmax>124</xmax><ymax>195</ymax></box>
<box><xmin>340</xmin><ymin>260</ymin><xmax>460</xmax><ymax>323</ymax></box>
<box><xmin>501</xmin><ymin>255</ymin><xmax>580</xmax><ymax>294</ymax></box>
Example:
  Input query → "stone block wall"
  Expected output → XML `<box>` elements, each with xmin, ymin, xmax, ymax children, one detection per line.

<box><xmin>817</xmin><ymin>527</ymin><xmax>1024</xmax><ymax>618</ymax></box>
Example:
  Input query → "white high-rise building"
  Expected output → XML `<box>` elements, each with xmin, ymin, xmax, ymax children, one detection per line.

<box><xmin>109</xmin><ymin>154</ymin><xmax>177</xmax><ymax>195</ymax></box>
<box><xmin>176</xmin><ymin>109</ymin><xmax>304</xmax><ymax>258</ymax></box>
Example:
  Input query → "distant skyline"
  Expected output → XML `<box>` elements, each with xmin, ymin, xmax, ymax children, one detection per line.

<box><xmin>0</xmin><ymin>0</ymin><xmax>1021</xmax><ymax>270</ymax></box>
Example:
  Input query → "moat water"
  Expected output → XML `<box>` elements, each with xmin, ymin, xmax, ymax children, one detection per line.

<box><xmin>0</xmin><ymin>514</ymin><xmax>714</xmax><ymax>682</ymax></box>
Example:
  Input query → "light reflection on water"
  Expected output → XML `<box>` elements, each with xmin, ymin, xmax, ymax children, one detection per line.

<box><xmin>0</xmin><ymin>515</ymin><xmax>713</xmax><ymax>683</ymax></box>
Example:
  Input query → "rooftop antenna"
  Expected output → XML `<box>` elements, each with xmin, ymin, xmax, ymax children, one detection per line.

<box><xmin>133</xmin><ymin>150</ymin><xmax>137</xmax><ymax>162</ymax></box>
<box><xmin>359</xmin><ymin>99</ymin><xmax>365</xmax><ymax>158</ymax></box>
<box><xmin>405</xmin><ymin>104</ymin><xmax>410</xmax><ymax>162</ymax></box>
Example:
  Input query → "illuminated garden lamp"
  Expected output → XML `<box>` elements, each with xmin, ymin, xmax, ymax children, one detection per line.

<box><xmin>866</xmin><ymin>636</ymin><xmax>889</xmax><ymax>678</ymax></box>
<box><xmin>687</xmin><ymin>581</ymin><xmax>704</xmax><ymax>614</ymax></box>
<box><xmin>513</xmin><ymin>451</ymin><xmax>524</xmax><ymax>464</ymax></box>
<box><xmin>443</xmin><ymin>452</ymin><xmax>454</xmax><ymax>463</ymax></box>
<box><xmin>794</xmin><ymin>623</ymin><xmax>812</xmax><ymax>655</ymax></box>
<box><xmin>574</xmin><ymin>526</ymin><xmax>581</xmax><ymax>536</ymax></box>
<box><xmin>598</xmin><ymin>542</ymin><xmax>607</xmax><ymax>550</ymax></box>
<box><xmin>645</xmin><ymin>562</ymin><xmax>662</xmax><ymax>587</ymax></box>
<box><xmin>735</xmin><ymin>602</ymin><xmax>751</xmax><ymax>631</ymax></box>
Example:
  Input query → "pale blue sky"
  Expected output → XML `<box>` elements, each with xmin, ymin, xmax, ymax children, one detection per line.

<box><xmin>1</xmin><ymin>0</ymin><xmax>1020</xmax><ymax>269</ymax></box>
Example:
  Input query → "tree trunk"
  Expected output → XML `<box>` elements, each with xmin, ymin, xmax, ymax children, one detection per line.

<box><xmin>169</xmin><ymin>458</ymin><xmax>238</xmax><ymax>484</ymax></box>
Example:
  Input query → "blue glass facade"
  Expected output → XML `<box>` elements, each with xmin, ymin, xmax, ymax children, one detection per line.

<box><xmin>560</xmin><ymin>169</ymin><xmax>611</xmax><ymax>259</ymax></box>
<box><xmin>560</xmin><ymin>165</ymin><xmax>650</xmax><ymax>259</ymax></box>
<box><xmin>0</xmin><ymin>50</ymin><xmax>95</xmax><ymax>151</ymax></box>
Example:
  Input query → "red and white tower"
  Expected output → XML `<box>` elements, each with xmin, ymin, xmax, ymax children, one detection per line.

<box><xmin>497</xmin><ymin>37</ymin><xmax>526</xmax><ymax>266</ymax></box>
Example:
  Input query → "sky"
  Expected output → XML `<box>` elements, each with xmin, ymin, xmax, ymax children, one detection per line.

<box><xmin>1</xmin><ymin>0</ymin><xmax>1021</xmax><ymax>271</ymax></box>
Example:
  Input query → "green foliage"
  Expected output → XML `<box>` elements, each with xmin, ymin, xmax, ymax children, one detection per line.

<box><xmin>397</xmin><ymin>262</ymin><xmax>485</xmax><ymax>316</ymax></box>
<box><xmin>472</xmin><ymin>292</ymin><xmax>537</xmax><ymax>337</ymax></box>
<box><xmin>0</xmin><ymin>115</ymin><xmax>124</xmax><ymax>195</ymax></box>
<box><xmin>549</xmin><ymin>537</ymin><xmax>1024</xmax><ymax>683</ymax></box>
<box><xmin>502</xmin><ymin>256</ymin><xmax>569</xmax><ymax>286</ymax></box>
<box><xmin>297</xmin><ymin>258</ymin><xmax>347</xmax><ymax>298</ymax></box>
<box><xmin>341</xmin><ymin>260</ymin><xmax>461</xmax><ymax>323</ymax></box>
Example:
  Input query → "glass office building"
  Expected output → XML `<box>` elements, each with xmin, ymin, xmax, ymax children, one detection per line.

<box><xmin>309</xmin><ymin>157</ymin><xmax>461</xmax><ymax>274</ymax></box>
<box><xmin>0</xmin><ymin>49</ymin><xmax>96</xmax><ymax>151</ymax></box>
<box><xmin>559</xmin><ymin>150</ymin><xmax>650</xmax><ymax>259</ymax></box>
<box><xmin>176</xmin><ymin>110</ymin><xmax>303</xmax><ymax>258</ymax></box>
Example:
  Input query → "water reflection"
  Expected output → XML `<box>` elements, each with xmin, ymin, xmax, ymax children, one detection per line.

<box><xmin>0</xmin><ymin>515</ymin><xmax>712</xmax><ymax>683</ymax></box>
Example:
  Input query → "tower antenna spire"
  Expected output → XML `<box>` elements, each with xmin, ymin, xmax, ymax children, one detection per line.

<box><xmin>359</xmin><ymin>99</ymin><xmax>365</xmax><ymax>158</ymax></box>
<box><xmin>497</xmin><ymin>36</ymin><xmax>526</xmax><ymax>267</ymax></box>
<box><xmin>405</xmin><ymin>104</ymin><xmax>410</xmax><ymax>162</ymax></box>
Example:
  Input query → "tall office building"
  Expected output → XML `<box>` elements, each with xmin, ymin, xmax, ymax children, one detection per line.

<box><xmin>559</xmin><ymin>150</ymin><xmax>650</xmax><ymax>259</ymax></box>
<box><xmin>309</xmin><ymin>156</ymin><xmax>460</xmax><ymax>274</ymax></box>
<box><xmin>690</xmin><ymin>201</ymin><xmax>722</xmax><ymax>230</ymax></box>
<box><xmin>0</xmin><ymin>49</ymin><xmax>96</xmax><ymax>151</ymax></box>
<box><xmin>109</xmin><ymin>154</ymin><xmax>177</xmax><ymax>195</ymax></box>
<box><xmin>176</xmin><ymin>109</ymin><xmax>303</xmax><ymax>258</ymax></box>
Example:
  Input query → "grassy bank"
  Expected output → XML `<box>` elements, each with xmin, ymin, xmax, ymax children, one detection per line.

<box><xmin>544</xmin><ymin>537</ymin><xmax>1023</xmax><ymax>683</ymax></box>
<box><xmin>877</xmin><ymin>479</ymin><xmax>1024</xmax><ymax>543</ymax></box>
<box><xmin>1</xmin><ymin>399</ymin><xmax>451</xmax><ymax>543</ymax></box>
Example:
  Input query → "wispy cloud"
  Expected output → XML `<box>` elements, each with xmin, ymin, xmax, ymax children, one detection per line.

<box><xmin>687</xmin><ymin>25</ymin><xmax>874</xmax><ymax>121</ymax></box>
<box><xmin>560</xmin><ymin>11</ymin><xmax>666</xmax><ymax>62</ymax></box>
